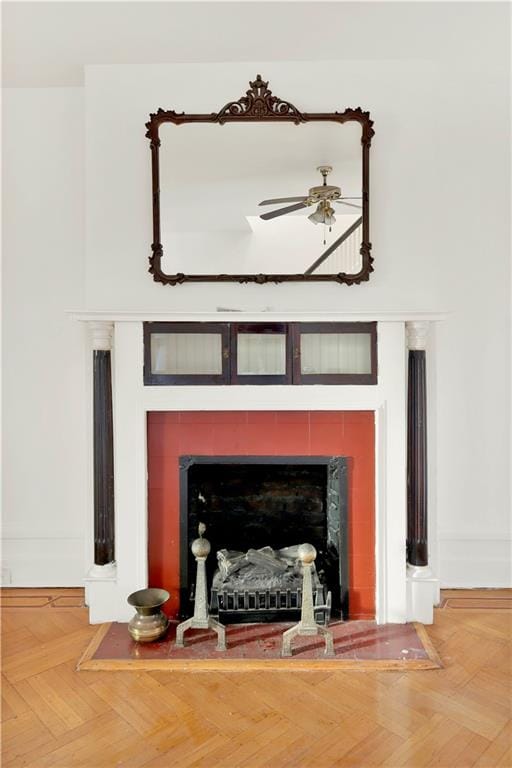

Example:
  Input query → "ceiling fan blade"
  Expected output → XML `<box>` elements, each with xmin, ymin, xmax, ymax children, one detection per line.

<box><xmin>260</xmin><ymin>201</ymin><xmax>308</xmax><ymax>220</ymax></box>
<box><xmin>259</xmin><ymin>196</ymin><xmax>308</xmax><ymax>206</ymax></box>
<box><xmin>334</xmin><ymin>200</ymin><xmax>362</xmax><ymax>210</ymax></box>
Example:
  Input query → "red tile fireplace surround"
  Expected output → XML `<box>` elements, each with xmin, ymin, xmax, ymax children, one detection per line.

<box><xmin>147</xmin><ymin>410</ymin><xmax>375</xmax><ymax>620</ymax></box>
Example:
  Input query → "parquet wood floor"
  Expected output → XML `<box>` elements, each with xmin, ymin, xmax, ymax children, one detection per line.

<box><xmin>1</xmin><ymin>589</ymin><xmax>511</xmax><ymax>767</ymax></box>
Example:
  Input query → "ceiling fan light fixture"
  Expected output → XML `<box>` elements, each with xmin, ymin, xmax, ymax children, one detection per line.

<box><xmin>325</xmin><ymin>208</ymin><xmax>336</xmax><ymax>227</ymax></box>
<box><xmin>308</xmin><ymin>202</ymin><xmax>336</xmax><ymax>226</ymax></box>
<box><xmin>307</xmin><ymin>208</ymin><xmax>323</xmax><ymax>225</ymax></box>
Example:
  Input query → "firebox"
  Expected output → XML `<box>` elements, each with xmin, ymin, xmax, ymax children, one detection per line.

<box><xmin>179</xmin><ymin>456</ymin><xmax>348</xmax><ymax>622</ymax></box>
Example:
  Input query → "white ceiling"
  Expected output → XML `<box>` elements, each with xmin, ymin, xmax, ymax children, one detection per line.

<box><xmin>2</xmin><ymin>1</ymin><xmax>504</xmax><ymax>88</ymax></box>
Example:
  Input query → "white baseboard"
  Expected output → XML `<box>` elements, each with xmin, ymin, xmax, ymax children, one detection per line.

<box><xmin>439</xmin><ymin>537</ymin><xmax>511</xmax><ymax>588</ymax></box>
<box><xmin>1</xmin><ymin>537</ymin><xmax>85</xmax><ymax>586</ymax></box>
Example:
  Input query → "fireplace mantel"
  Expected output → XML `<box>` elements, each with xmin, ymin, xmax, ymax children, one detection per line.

<box><xmin>74</xmin><ymin>310</ymin><xmax>447</xmax><ymax>626</ymax></box>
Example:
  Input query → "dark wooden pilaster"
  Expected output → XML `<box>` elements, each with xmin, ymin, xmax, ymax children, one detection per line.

<box><xmin>93</xmin><ymin>350</ymin><xmax>115</xmax><ymax>565</ymax></box>
<box><xmin>407</xmin><ymin>349</ymin><xmax>428</xmax><ymax>566</ymax></box>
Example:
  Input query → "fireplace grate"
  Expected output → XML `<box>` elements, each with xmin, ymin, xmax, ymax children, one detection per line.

<box><xmin>210</xmin><ymin>585</ymin><xmax>331</xmax><ymax>625</ymax></box>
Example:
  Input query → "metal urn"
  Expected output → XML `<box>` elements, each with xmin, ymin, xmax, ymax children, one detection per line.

<box><xmin>127</xmin><ymin>588</ymin><xmax>170</xmax><ymax>642</ymax></box>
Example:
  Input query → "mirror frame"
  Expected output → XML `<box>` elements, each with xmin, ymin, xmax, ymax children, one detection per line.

<box><xmin>145</xmin><ymin>75</ymin><xmax>374</xmax><ymax>286</ymax></box>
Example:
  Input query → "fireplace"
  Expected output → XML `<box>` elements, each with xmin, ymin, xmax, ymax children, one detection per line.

<box><xmin>179</xmin><ymin>456</ymin><xmax>348</xmax><ymax>622</ymax></box>
<box><xmin>79</xmin><ymin>314</ymin><xmax>442</xmax><ymax>626</ymax></box>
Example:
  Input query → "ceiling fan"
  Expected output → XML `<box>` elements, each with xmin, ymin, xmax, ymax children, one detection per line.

<box><xmin>258</xmin><ymin>166</ymin><xmax>362</xmax><ymax>232</ymax></box>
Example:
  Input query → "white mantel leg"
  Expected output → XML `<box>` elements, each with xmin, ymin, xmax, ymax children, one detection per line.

<box><xmin>84</xmin><ymin>322</ymin><xmax>119</xmax><ymax>619</ymax></box>
<box><xmin>405</xmin><ymin>321</ymin><xmax>439</xmax><ymax>624</ymax></box>
<box><xmin>85</xmin><ymin>322</ymin><xmax>147</xmax><ymax>623</ymax></box>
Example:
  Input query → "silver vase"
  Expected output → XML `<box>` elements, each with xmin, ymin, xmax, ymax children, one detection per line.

<box><xmin>127</xmin><ymin>588</ymin><xmax>170</xmax><ymax>642</ymax></box>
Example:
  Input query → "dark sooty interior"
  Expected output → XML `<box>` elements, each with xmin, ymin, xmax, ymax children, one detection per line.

<box><xmin>183</xmin><ymin>461</ymin><xmax>344</xmax><ymax>618</ymax></box>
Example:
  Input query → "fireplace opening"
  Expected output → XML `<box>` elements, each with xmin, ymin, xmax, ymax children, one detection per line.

<box><xmin>179</xmin><ymin>456</ymin><xmax>348</xmax><ymax>622</ymax></box>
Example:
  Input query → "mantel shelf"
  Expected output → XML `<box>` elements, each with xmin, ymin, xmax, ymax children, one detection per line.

<box><xmin>68</xmin><ymin>310</ymin><xmax>449</xmax><ymax>324</ymax></box>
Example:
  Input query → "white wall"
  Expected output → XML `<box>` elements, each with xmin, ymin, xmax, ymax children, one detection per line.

<box><xmin>2</xmin><ymin>3</ymin><xmax>510</xmax><ymax>589</ymax></box>
<box><xmin>2</xmin><ymin>89</ymin><xmax>87</xmax><ymax>585</ymax></box>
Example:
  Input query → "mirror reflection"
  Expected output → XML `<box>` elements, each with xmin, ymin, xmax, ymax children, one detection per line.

<box><xmin>159</xmin><ymin>121</ymin><xmax>363</xmax><ymax>277</ymax></box>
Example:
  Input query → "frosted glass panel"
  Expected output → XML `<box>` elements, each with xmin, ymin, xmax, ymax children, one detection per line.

<box><xmin>301</xmin><ymin>333</ymin><xmax>372</xmax><ymax>375</ymax></box>
<box><xmin>151</xmin><ymin>333</ymin><xmax>222</xmax><ymax>374</ymax></box>
<box><xmin>237</xmin><ymin>333</ymin><xmax>286</xmax><ymax>375</ymax></box>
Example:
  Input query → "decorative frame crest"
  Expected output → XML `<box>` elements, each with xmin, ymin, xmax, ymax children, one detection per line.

<box><xmin>145</xmin><ymin>75</ymin><xmax>375</xmax><ymax>286</ymax></box>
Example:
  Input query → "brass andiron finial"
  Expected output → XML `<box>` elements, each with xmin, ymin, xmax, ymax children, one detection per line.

<box><xmin>175</xmin><ymin>523</ymin><xmax>227</xmax><ymax>651</ymax></box>
<box><xmin>281</xmin><ymin>544</ymin><xmax>334</xmax><ymax>657</ymax></box>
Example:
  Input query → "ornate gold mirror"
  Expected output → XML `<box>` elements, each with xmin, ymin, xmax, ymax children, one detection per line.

<box><xmin>146</xmin><ymin>76</ymin><xmax>374</xmax><ymax>285</ymax></box>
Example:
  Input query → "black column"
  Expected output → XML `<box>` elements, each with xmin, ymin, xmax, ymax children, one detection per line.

<box><xmin>93</xmin><ymin>350</ymin><xmax>115</xmax><ymax>565</ymax></box>
<box><xmin>407</xmin><ymin>350</ymin><xmax>428</xmax><ymax>566</ymax></box>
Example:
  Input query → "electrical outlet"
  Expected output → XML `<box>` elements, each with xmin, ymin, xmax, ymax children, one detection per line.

<box><xmin>1</xmin><ymin>568</ymin><xmax>12</xmax><ymax>585</ymax></box>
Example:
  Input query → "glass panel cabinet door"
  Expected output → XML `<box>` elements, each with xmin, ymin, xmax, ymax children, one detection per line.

<box><xmin>293</xmin><ymin>323</ymin><xmax>377</xmax><ymax>384</ymax></box>
<box><xmin>144</xmin><ymin>323</ymin><xmax>229</xmax><ymax>384</ymax></box>
<box><xmin>151</xmin><ymin>333</ymin><xmax>223</xmax><ymax>375</ymax></box>
<box><xmin>231</xmin><ymin>324</ymin><xmax>292</xmax><ymax>384</ymax></box>
<box><xmin>301</xmin><ymin>333</ymin><xmax>372</xmax><ymax>374</ymax></box>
